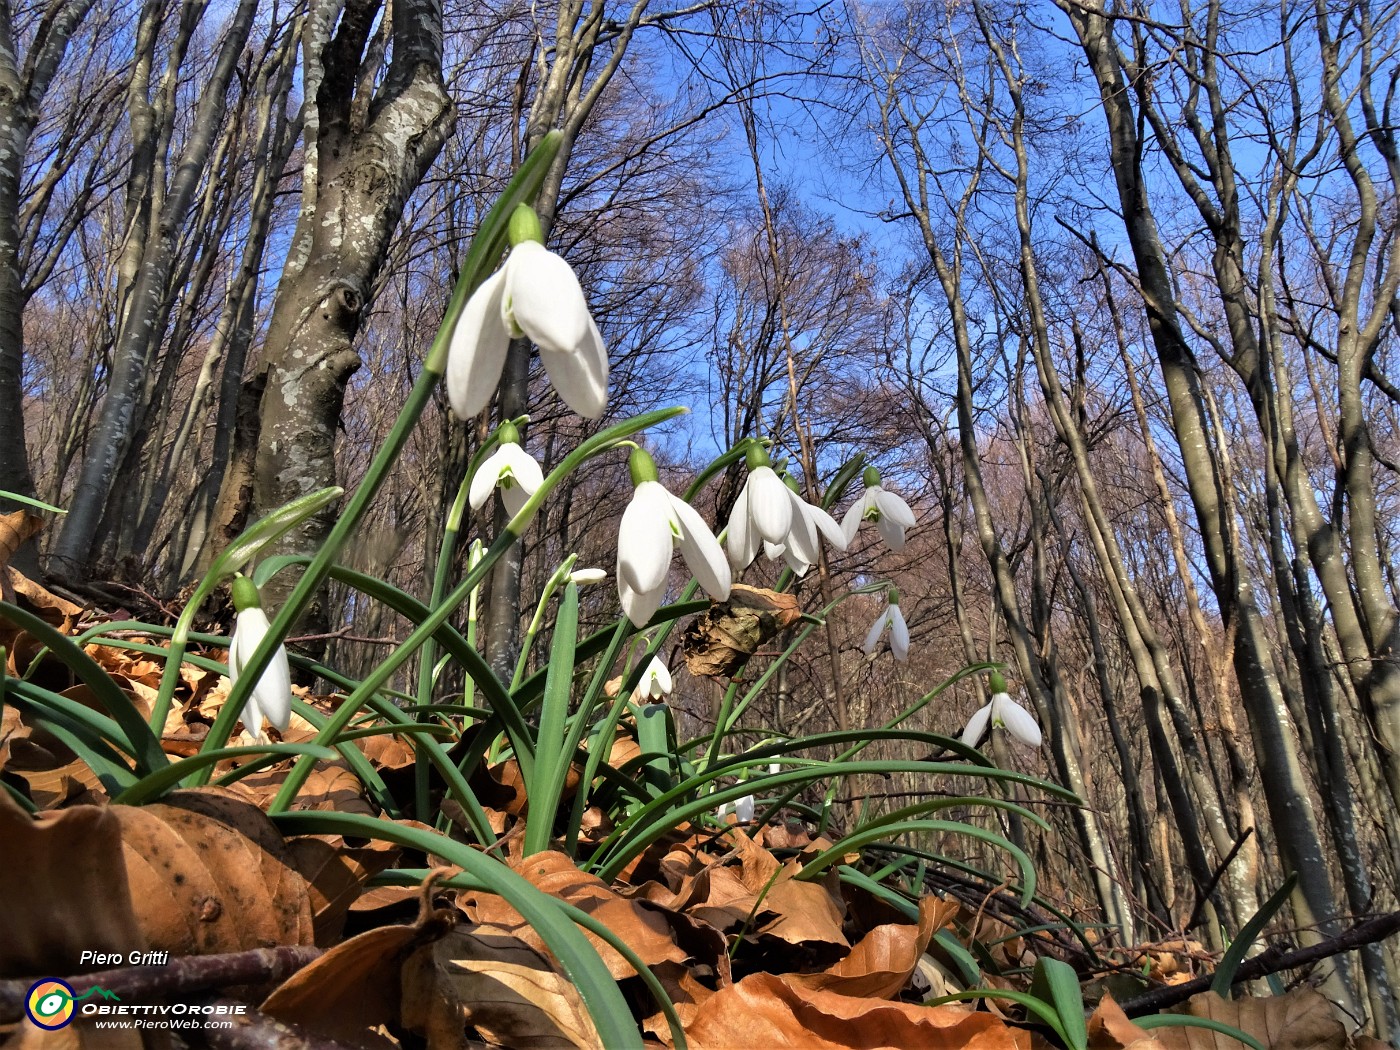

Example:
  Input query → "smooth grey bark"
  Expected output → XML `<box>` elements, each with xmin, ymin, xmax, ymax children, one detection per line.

<box><xmin>1057</xmin><ymin>0</ymin><xmax>1356</xmax><ymax>1014</ymax></box>
<box><xmin>0</xmin><ymin>0</ymin><xmax>97</xmax><ymax>567</ymax></box>
<box><xmin>234</xmin><ymin>0</ymin><xmax>452</xmax><ymax>625</ymax></box>
<box><xmin>51</xmin><ymin>0</ymin><xmax>258</xmax><ymax>575</ymax></box>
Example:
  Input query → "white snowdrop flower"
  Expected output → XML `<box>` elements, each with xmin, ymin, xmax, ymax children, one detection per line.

<box><xmin>962</xmin><ymin>671</ymin><xmax>1042</xmax><ymax>748</ymax></box>
<box><xmin>568</xmin><ymin>567</ymin><xmax>607</xmax><ymax>586</ymax></box>
<box><xmin>228</xmin><ymin>576</ymin><xmax>293</xmax><ymax>742</ymax></box>
<box><xmin>641</xmin><ymin>656</ymin><xmax>673</xmax><ymax>700</ymax></box>
<box><xmin>726</xmin><ymin>445</ymin><xmax>794</xmax><ymax>571</ymax></box>
<box><xmin>446</xmin><ymin>205</ymin><xmax>607</xmax><ymax>420</ymax></box>
<box><xmin>764</xmin><ymin>476</ymin><xmax>848</xmax><ymax>576</ymax></box>
<box><xmin>469</xmin><ymin>422</ymin><xmax>543</xmax><ymax>517</ymax></box>
<box><xmin>617</xmin><ymin>448</ymin><xmax>731</xmax><ymax>628</ymax></box>
<box><xmin>734</xmin><ymin>795</ymin><xmax>755</xmax><ymax>823</ymax></box>
<box><xmin>862</xmin><ymin>592</ymin><xmax>910</xmax><ymax>663</ymax></box>
<box><xmin>841</xmin><ymin>466</ymin><xmax>917</xmax><ymax>551</ymax></box>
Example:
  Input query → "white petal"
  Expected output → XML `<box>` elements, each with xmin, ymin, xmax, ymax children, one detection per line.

<box><xmin>469</xmin><ymin>446</ymin><xmax>508</xmax><ymax>510</ymax></box>
<box><xmin>997</xmin><ymin>696</ymin><xmax>1042</xmax><ymax>748</ymax></box>
<box><xmin>499</xmin><ymin>442</ymin><xmax>544</xmax><ymax>494</ymax></box>
<box><xmin>782</xmin><ymin>546</ymin><xmax>811</xmax><ymax>576</ymax></box>
<box><xmin>875</xmin><ymin>486</ymin><xmax>917</xmax><ymax>528</ymax></box>
<box><xmin>668</xmin><ymin>492</ymin><xmax>732</xmax><ymax>600</ymax></box>
<box><xmin>618</xmin><ymin>574</ymin><xmax>664</xmax><ymax>629</ymax></box>
<box><xmin>889</xmin><ymin>604</ymin><xmax>909</xmax><ymax>662</ymax></box>
<box><xmin>726</xmin><ymin>485</ymin><xmax>761</xmax><ymax>571</ymax></box>
<box><xmin>748</xmin><ymin>467</ymin><xmax>793</xmax><ymax>544</ymax></box>
<box><xmin>500</xmin><ymin>482</ymin><xmax>531</xmax><ymax>518</ymax></box>
<box><xmin>783</xmin><ymin>490</ymin><xmax>820</xmax><ymax>566</ymax></box>
<box><xmin>862</xmin><ymin>609</ymin><xmax>888</xmax><ymax>655</ymax></box>
<box><xmin>618</xmin><ymin>482</ymin><xmax>673</xmax><ymax>594</ymax></box>
<box><xmin>645</xmin><ymin>656</ymin><xmax>673</xmax><ymax>698</ymax></box>
<box><xmin>445</xmin><ymin>269</ymin><xmax>511</xmax><ymax>420</ymax></box>
<box><xmin>961</xmin><ymin>703</ymin><xmax>994</xmax><ymax>747</ymax></box>
<box><xmin>875</xmin><ymin>512</ymin><xmax>907</xmax><ymax>552</ymax></box>
<box><xmin>840</xmin><ymin>497</ymin><xmax>866</xmax><ymax>546</ymax></box>
<box><xmin>241</xmin><ymin>692</ymin><xmax>265</xmax><ymax>740</ymax></box>
<box><xmin>254</xmin><ymin>642</ymin><xmax>293</xmax><ymax>732</ymax></box>
<box><xmin>539</xmin><ymin>320</ymin><xmax>608</xmax><ymax>419</ymax></box>
<box><xmin>807</xmin><ymin>502</ymin><xmax>848</xmax><ymax>551</ymax></box>
<box><xmin>503</xmin><ymin>242</ymin><xmax>592</xmax><ymax>353</ymax></box>
<box><xmin>762</xmin><ymin>540</ymin><xmax>786</xmax><ymax>560</ymax></box>
<box><xmin>734</xmin><ymin>795</ymin><xmax>755</xmax><ymax>822</ymax></box>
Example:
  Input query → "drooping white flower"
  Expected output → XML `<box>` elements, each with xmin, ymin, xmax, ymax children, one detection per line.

<box><xmin>728</xmin><ymin>447</ymin><xmax>848</xmax><ymax>574</ymax></box>
<box><xmin>734</xmin><ymin>794</ymin><xmax>755</xmax><ymax>823</ymax></box>
<box><xmin>962</xmin><ymin>672</ymin><xmax>1041</xmax><ymax>748</ymax></box>
<box><xmin>862</xmin><ymin>594</ymin><xmax>910</xmax><ymax>662</ymax></box>
<box><xmin>469</xmin><ymin>425</ymin><xmax>544</xmax><ymax>517</ymax></box>
<box><xmin>841</xmin><ymin>466</ymin><xmax>917</xmax><ymax>551</ymax></box>
<box><xmin>617</xmin><ymin>448</ymin><xmax>731</xmax><ymax>628</ymax></box>
<box><xmin>446</xmin><ymin>206</ymin><xmax>608</xmax><ymax>420</ymax></box>
<box><xmin>640</xmin><ymin>656</ymin><xmax>673</xmax><ymax>700</ymax></box>
<box><xmin>228</xmin><ymin>577</ymin><xmax>293</xmax><ymax>742</ymax></box>
<box><xmin>764</xmin><ymin>479</ymin><xmax>848</xmax><ymax>576</ymax></box>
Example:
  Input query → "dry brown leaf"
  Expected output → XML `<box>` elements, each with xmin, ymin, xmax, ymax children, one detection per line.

<box><xmin>401</xmin><ymin>926</ymin><xmax>604</xmax><ymax>1050</ymax></box>
<box><xmin>261</xmin><ymin>924</ymin><xmax>422</xmax><ymax>1047</ymax></box>
<box><xmin>754</xmin><ymin>863</ymin><xmax>850</xmax><ymax>950</ymax></box>
<box><xmin>112</xmin><ymin>788</ymin><xmax>314</xmax><ymax>955</ymax></box>
<box><xmin>1153</xmin><ymin>989</ymin><xmax>1347</xmax><ymax>1050</ymax></box>
<box><xmin>1087</xmin><ymin>995</ymin><xmax>1166</xmax><ymax>1048</ymax></box>
<box><xmin>0</xmin><ymin>791</ymin><xmax>146</xmax><ymax>978</ymax></box>
<box><xmin>685</xmin><ymin>971</ymin><xmax>1031</xmax><ymax>1050</ymax></box>
<box><xmin>285</xmin><ymin>834</ymin><xmax>401</xmax><ymax>946</ymax></box>
<box><xmin>680</xmin><ymin>584</ymin><xmax>803</xmax><ymax>681</ymax></box>
<box><xmin>786</xmin><ymin>894</ymin><xmax>958</xmax><ymax>1000</ymax></box>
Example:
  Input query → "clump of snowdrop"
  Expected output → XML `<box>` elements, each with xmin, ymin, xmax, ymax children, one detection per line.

<box><xmin>446</xmin><ymin>204</ymin><xmax>607</xmax><ymax>420</ymax></box>
<box><xmin>228</xmin><ymin>575</ymin><xmax>293</xmax><ymax>742</ymax></box>
<box><xmin>617</xmin><ymin>447</ymin><xmax>731</xmax><ymax>627</ymax></box>
<box><xmin>842</xmin><ymin>466</ymin><xmax>916</xmax><ymax>551</ymax></box>
<box><xmin>862</xmin><ymin>588</ymin><xmax>909</xmax><ymax>663</ymax></box>
<box><xmin>962</xmin><ymin>670</ymin><xmax>1042</xmax><ymax>748</ymax></box>
<box><xmin>470</xmin><ymin>421</ymin><xmax>543</xmax><ymax>517</ymax></box>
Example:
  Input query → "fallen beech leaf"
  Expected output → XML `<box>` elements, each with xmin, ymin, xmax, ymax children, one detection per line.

<box><xmin>1087</xmin><ymin>995</ymin><xmax>1164</xmax><ymax>1048</ymax></box>
<box><xmin>402</xmin><ymin>926</ymin><xmax>604</xmax><ymax>1050</ymax></box>
<box><xmin>261</xmin><ymin>924</ymin><xmax>423</xmax><ymax>1047</ymax></box>
<box><xmin>285</xmin><ymin>834</ymin><xmax>400</xmax><ymax>945</ymax></box>
<box><xmin>0</xmin><ymin>791</ymin><xmax>145</xmax><ymax>978</ymax></box>
<box><xmin>112</xmin><ymin>788</ymin><xmax>314</xmax><ymax>955</ymax></box>
<box><xmin>787</xmin><ymin>895</ymin><xmax>958</xmax><ymax>999</ymax></box>
<box><xmin>1154</xmin><ymin>988</ymin><xmax>1347</xmax><ymax>1049</ymax></box>
<box><xmin>685</xmin><ymin>971</ymin><xmax>1030</xmax><ymax>1050</ymax></box>
<box><xmin>681</xmin><ymin>584</ymin><xmax>802</xmax><ymax>681</ymax></box>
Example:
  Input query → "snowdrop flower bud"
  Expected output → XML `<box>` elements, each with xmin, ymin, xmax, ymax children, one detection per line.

<box><xmin>862</xmin><ymin>589</ymin><xmax>909</xmax><ymax>662</ymax></box>
<box><xmin>568</xmin><ymin>567</ymin><xmax>607</xmax><ymax>586</ymax></box>
<box><xmin>470</xmin><ymin>421</ymin><xmax>544</xmax><ymax>517</ymax></box>
<box><xmin>962</xmin><ymin>670</ymin><xmax>1042</xmax><ymax>748</ymax></box>
<box><xmin>641</xmin><ymin>656</ymin><xmax>673</xmax><ymax>701</ymax></box>
<box><xmin>446</xmin><ymin>204</ymin><xmax>608</xmax><ymax>420</ymax></box>
<box><xmin>841</xmin><ymin>466</ymin><xmax>917</xmax><ymax>551</ymax></box>
<box><xmin>228</xmin><ymin>576</ymin><xmax>293</xmax><ymax>742</ymax></box>
<box><xmin>616</xmin><ymin>448</ymin><xmax>731</xmax><ymax>627</ymax></box>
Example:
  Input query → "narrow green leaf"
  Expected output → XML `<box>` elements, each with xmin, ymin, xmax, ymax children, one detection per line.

<box><xmin>1134</xmin><ymin>1014</ymin><xmax>1266</xmax><ymax>1050</ymax></box>
<box><xmin>114</xmin><ymin>744</ymin><xmax>337</xmax><ymax>805</ymax></box>
<box><xmin>1211</xmin><ymin>872</ymin><xmax>1297</xmax><ymax>997</ymax></box>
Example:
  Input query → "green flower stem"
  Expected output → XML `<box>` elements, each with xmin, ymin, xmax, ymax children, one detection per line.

<box><xmin>265</xmin><ymin>407</ymin><xmax>687</xmax><ymax>813</ymax></box>
<box><xmin>522</xmin><ymin>581</ymin><xmax>580</xmax><ymax>857</ymax></box>
<box><xmin>195</xmin><ymin>133</ymin><xmax>565</xmax><ymax>779</ymax></box>
<box><xmin>510</xmin><ymin>554</ymin><xmax>577</xmax><ymax>691</ymax></box>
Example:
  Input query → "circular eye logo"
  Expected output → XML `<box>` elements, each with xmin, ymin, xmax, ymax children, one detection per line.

<box><xmin>26</xmin><ymin>979</ymin><xmax>76</xmax><ymax>1030</ymax></box>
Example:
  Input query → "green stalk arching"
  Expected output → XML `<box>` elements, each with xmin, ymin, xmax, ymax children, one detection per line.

<box><xmin>198</xmin><ymin>134</ymin><xmax>567</xmax><ymax>768</ymax></box>
<box><xmin>262</xmin><ymin>407</ymin><xmax>687</xmax><ymax>810</ymax></box>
